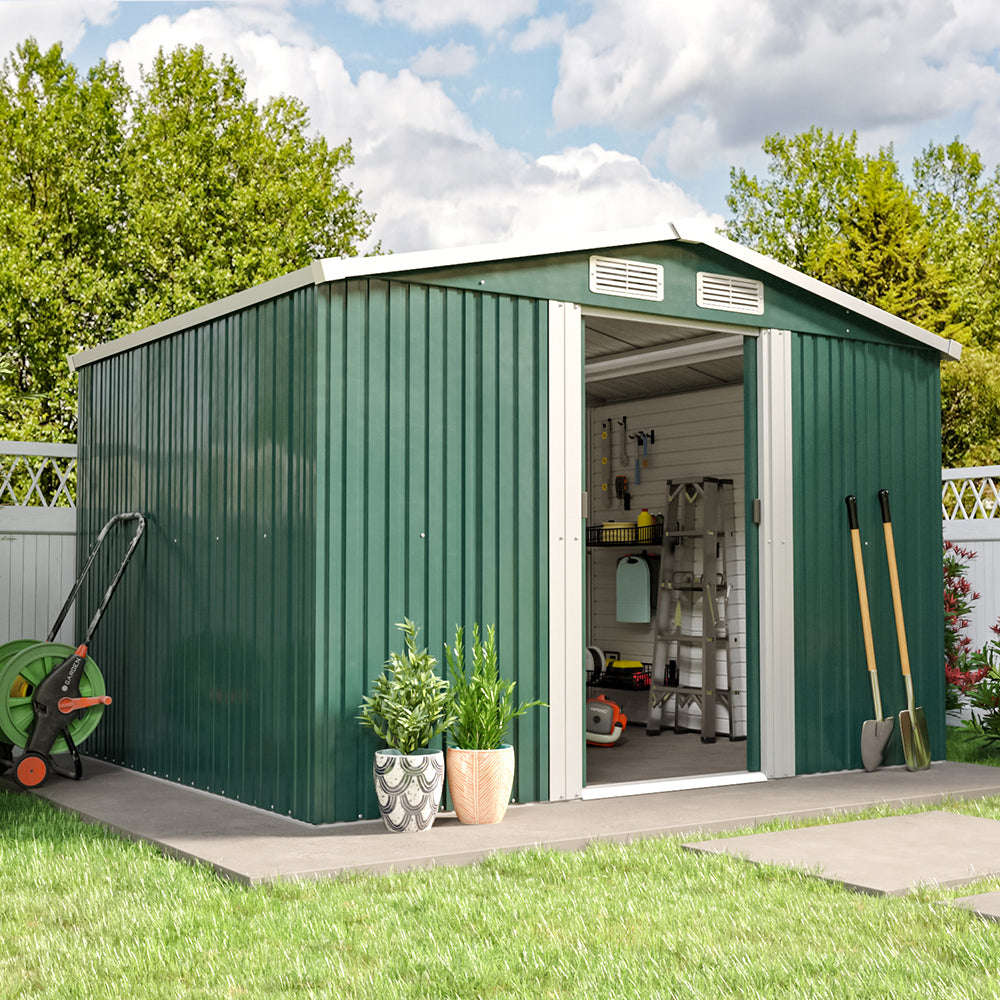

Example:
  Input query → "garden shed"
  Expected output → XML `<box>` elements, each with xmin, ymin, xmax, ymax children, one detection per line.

<box><xmin>70</xmin><ymin>222</ymin><xmax>961</xmax><ymax>824</ymax></box>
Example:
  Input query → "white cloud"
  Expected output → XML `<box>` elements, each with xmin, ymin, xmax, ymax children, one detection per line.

<box><xmin>410</xmin><ymin>41</ymin><xmax>477</xmax><ymax>77</ymax></box>
<box><xmin>510</xmin><ymin>13</ymin><xmax>567</xmax><ymax>51</ymax></box>
<box><xmin>104</xmin><ymin>5</ymin><xmax>718</xmax><ymax>253</ymax></box>
<box><xmin>0</xmin><ymin>0</ymin><xmax>117</xmax><ymax>55</ymax></box>
<box><xmin>339</xmin><ymin>0</ymin><xmax>537</xmax><ymax>34</ymax></box>
<box><xmin>551</xmin><ymin>0</ymin><xmax>1000</xmax><ymax>174</ymax></box>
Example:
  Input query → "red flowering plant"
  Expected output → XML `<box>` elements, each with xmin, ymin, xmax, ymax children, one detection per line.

<box><xmin>963</xmin><ymin>622</ymin><xmax>1000</xmax><ymax>748</ymax></box>
<box><xmin>944</xmin><ymin>542</ymin><xmax>991</xmax><ymax>712</ymax></box>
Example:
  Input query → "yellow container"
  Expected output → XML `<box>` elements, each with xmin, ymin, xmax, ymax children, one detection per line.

<box><xmin>636</xmin><ymin>508</ymin><xmax>655</xmax><ymax>543</ymax></box>
<box><xmin>601</xmin><ymin>521</ymin><xmax>636</xmax><ymax>542</ymax></box>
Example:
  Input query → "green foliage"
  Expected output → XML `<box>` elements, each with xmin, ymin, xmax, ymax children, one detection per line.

<box><xmin>0</xmin><ymin>38</ymin><xmax>377</xmax><ymax>443</ymax></box>
<box><xmin>444</xmin><ymin>623</ymin><xmax>546</xmax><ymax>750</ymax></box>
<box><xmin>913</xmin><ymin>139</ymin><xmax>1000</xmax><ymax>350</ymax></box>
<box><xmin>357</xmin><ymin>619</ymin><xmax>455</xmax><ymax>755</ymax></box>
<box><xmin>941</xmin><ymin>344</ymin><xmax>1000</xmax><ymax>466</ymax></box>
<box><xmin>943</xmin><ymin>542</ymin><xmax>990</xmax><ymax>712</ymax></box>
<box><xmin>946</xmin><ymin>724</ymin><xmax>1000</xmax><ymax>767</ymax></box>
<box><xmin>725</xmin><ymin>128</ymin><xmax>866</xmax><ymax>271</ymax></box>
<box><xmin>816</xmin><ymin>155</ymin><xmax>957</xmax><ymax>336</ymax></box>
<box><xmin>962</xmin><ymin>657</ymin><xmax>1000</xmax><ymax>749</ymax></box>
<box><xmin>726</xmin><ymin>129</ymin><xmax>1000</xmax><ymax>467</ymax></box>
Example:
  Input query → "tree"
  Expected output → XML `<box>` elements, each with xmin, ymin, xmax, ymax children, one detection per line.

<box><xmin>815</xmin><ymin>154</ymin><xmax>957</xmax><ymax>337</ymax></box>
<box><xmin>725</xmin><ymin>128</ymin><xmax>867</xmax><ymax>272</ymax></box>
<box><xmin>941</xmin><ymin>346</ymin><xmax>1000</xmax><ymax>467</ymax></box>
<box><xmin>913</xmin><ymin>139</ymin><xmax>1000</xmax><ymax>350</ymax></box>
<box><xmin>725</xmin><ymin>128</ymin><xmax>1000</xmax><ymax>468</ymax></box>
<box><xmin>0</xmin><ymin>39</ymin><xmax>377</xmax><ymax>442</ymax></box>
<box><xmin>0</xmin><ymin>40</ymin><xmax>131</xmax><ymax>438</ymax></box>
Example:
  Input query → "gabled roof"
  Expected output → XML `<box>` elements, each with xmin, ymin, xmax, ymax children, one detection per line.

<box><xmin>69</xmin><ymin>220</ymin><xmax>962</xmax><ymax>370</ymax></box>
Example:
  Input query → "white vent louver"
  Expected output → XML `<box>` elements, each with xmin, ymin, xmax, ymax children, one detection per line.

<box><xmin>589</xmin><ymin>256</ymin><xmax>664</xmax><ymax>302</ymax></box>
<box><xmin>696</xmin><ymin>272</ymin><xmax>765</xmax><ymax>315</ymax></box>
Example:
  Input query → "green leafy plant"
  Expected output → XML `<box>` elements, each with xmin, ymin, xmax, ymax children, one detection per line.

<box><xmin>943</xmin><ymin>541</ymin><xmax>990</xmax><ymax>711</ymax></box>
<box><xmin>962</xmin><ymin>625</ymin><xmax>1000</xmax><ymax>749</ymax></box>
<box><xmin>357</xmin><ymin>619</ymin><xmax>455</xmax><ymax>755</ymax></box>
<box><xmin>444</xmin><ymin>624</ymin><xmax>546</xmax><ymax>750</ymax></box>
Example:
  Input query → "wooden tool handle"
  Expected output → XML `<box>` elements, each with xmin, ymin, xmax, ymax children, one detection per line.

<box><xmin>878</xmin><ymin>489</ymin><xmax>912</xmax><ymax>680</ymax></box>
<box><xmin>845</xmin><ymin>497</ymin><xmax>877</xmax><ymax>676</ymax></box>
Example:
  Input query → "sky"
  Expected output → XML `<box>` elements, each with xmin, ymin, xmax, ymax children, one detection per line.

<box><xmin>1</xmin><ymin>0</ymin><xmax>999</xmax><ymax>255</ymax></box>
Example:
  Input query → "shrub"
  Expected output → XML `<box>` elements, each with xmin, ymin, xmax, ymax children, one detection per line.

<box><xmin>944</xmin><ymin>541</ymin><xmax>990</xmax><ymax>710</ymax></box>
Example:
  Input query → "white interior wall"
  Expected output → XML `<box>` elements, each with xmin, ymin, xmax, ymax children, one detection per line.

<box><xmin>586</xmin><ymin>385</ymin><xmax>747</xmax><ymax>738</ymax></box>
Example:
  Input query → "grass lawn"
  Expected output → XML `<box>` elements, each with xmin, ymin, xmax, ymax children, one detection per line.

<box><xmin>945</xmin><ymin>723</ymin><xmax>1000</xmax><ymax>766</ymax></box>
<box><xmin>3</xmin><ymin>785</ymin><xmax>1000</xmax><ymax>999</ymax></box>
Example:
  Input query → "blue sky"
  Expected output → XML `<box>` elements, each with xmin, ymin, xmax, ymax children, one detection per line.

<box><xmin>2</xmin><ymin>0</ymin><xmax>999</xmax><ymax>253</ymax></box>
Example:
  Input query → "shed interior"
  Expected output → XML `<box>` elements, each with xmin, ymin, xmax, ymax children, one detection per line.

<box><xmin>582</xmin><ymin>311</ymin><xmax>749</xmax><ymax>791</ymax></box>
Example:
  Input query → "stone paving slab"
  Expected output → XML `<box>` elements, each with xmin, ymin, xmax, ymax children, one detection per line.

<box><xmin>685</xmin><ymin>811</ymin><xmax>1000</xmax><ymax>896</ymax></box>
<box><xmin>952</xmin><ymin>891</ymin><xmax>1000</xmax><ymax>921</ymax></box>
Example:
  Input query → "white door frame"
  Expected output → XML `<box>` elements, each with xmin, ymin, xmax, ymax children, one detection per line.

<box><xmin>547</xmin><ymin>301</ymin><xmax>585</xmax><ymax>801</ymax></box>
<box><xmin>755</xmin><ymin>328</ymin><xmax>796</xmax><ymax>777</ymax></box>
<box><xmin>546</xmin><ymin>311</ymin><xmax>796</xmax><ymax>799</ymax></box>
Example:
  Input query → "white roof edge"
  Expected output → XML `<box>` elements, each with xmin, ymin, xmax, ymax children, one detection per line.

<box><xmin>310</xmin><ymin>224</ymin><xmax>684</xmax><ymax>283</ymax></box>
<box><xmin>70</xmin><ymin>219</ymin><xmax>960</xmax><ymax>368</ymax></box>
<box><xmin>671</xmin><ymin>221</ymin><xmax>962</xmax><ymax>361</ymax></box>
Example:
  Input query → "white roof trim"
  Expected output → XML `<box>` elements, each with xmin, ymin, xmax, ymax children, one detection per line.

<box><xmin>69</xmin><ymin>219</ymin><xmax>961</xmax><ymax>369</ymax></box>
<box><xmin>671</xmin><ymin>221</ymin><xmax>962</xmax><ymax>360</ymax></box>
<box><xmin>309</xmin><ymin>224</ymin><xmax>683</xmax><ymax>284</ymax></box>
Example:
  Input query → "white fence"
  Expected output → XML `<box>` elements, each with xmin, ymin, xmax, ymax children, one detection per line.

<box><xmin>0</xmin><ymin>441</ymin><xmax>77</xmax><ymax>644</ymax></box>
<box><xmin>943</xmin><ymin>466</ymin><xmax>1000</xmax><ymax>653</ymax></box>
<box><xmin>3</xmin><ymin>448</ymin><xmax>999</xmax><ymax>655</ymax></box>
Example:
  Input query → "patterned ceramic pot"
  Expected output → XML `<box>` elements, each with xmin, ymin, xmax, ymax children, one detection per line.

<box><xmin>446</xmin><ymin>744</ymin><xmax>516</xmax><ymax>824</ymax></box>
<box><xmin>373</xmin><ymin>749</ymin><xmax>445</xmax><ymax>833</ymax></box>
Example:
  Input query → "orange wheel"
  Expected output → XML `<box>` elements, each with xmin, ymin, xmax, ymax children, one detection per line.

<box><xmin>14</xmin><ymin>753</ymin><xmax>48</xmax><ymax>788</ymax></box>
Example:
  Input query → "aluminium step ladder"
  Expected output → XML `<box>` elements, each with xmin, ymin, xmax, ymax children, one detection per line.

<box><xmin>646</xmin><ymin>478</ymin><xmax>734</xmax><ymax>742</ymax></box>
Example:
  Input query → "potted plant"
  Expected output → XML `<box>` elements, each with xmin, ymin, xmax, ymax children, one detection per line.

<box><xmin>444</xmin><ymin>623</ymin><xmax>546</xmax><ymax>824</ymax></box>
<box><xmin>357</xmin><ymin>619</ymin><xmax>455</xmax><ymax>833</ymax></box>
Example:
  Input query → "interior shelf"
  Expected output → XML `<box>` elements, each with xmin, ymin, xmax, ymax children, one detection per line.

<box><xmin>586</xmin><ymin>524</ymin><xmax>662</xmax><ymax>547</ymax></box>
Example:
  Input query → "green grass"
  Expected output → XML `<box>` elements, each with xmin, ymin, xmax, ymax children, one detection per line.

<box><xmin>4</xmin><ymin>791</ymin><xmax>1000</xmax><ymax>999</ymax></box>
<box><xmin>946</xmin><ymin>723</ymin><xmax>1000</xmax><ymax>766</ymax></box>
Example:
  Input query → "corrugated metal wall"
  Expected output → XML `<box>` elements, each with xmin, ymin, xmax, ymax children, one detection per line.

<box><xmin>313</xmin><ymin>279</ymin><xmax>549</xmax><ymax>823</ymax></box>
<box><xmin>77</xmin><ymin>287</ymin><xmax>320</xmax><ymax>819</ymax></box>
<box><xmin>792</xmin><ymin>333</ymin><xmax>944</xmax><ymax>772</ymax></box>
<box><xmin>77</xmin><ymin>278</ymin><xmax>548</xmax><ymax>824</ymax></box>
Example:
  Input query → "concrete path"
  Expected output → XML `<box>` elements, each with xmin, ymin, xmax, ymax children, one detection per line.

<box><xmin>6</xmin><ymin>758</ymin><xmax>1000</xmax><ymax>903</ymax></box>
<box><xmin>686</xmin><ymin>811</ymin><xmax>1000</xmax><ymax>895</ymax></box>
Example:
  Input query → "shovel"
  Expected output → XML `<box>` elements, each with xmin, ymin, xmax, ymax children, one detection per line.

<box><xmin>878</xmin><ymin>489</ymin><xmax>931</xmax><ymax>771</ymax></box>
<box><xmin>845</xmin><ymin>496</ymin><xmax>893</xmax><ymax>771</ymax></box>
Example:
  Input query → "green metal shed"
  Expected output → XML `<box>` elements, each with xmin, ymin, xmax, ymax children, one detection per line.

<box><xmin>70</xmin><ymin>223</ymin><xmax>961</xmax><ymax>824</ymax></box>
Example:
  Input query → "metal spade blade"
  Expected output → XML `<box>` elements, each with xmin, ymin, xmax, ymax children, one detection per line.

<box><xmin>861</xmin><ymin>717</ymin><xmax>894</xmax><ymax>773</ymax></box>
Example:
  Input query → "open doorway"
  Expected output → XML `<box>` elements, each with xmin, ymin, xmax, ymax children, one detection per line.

<box><xmin>581</xmin><ymin>309</ymin><xmax>754</xmax><ymax>795</ymax></box>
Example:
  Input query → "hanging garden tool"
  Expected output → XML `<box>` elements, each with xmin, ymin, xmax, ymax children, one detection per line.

<box><xmin>878</xmin><ymin>489</ymin><xmax>931</xmax><ymax>771</ymax></box>
<box><xmin>845</xmin><ymin>495</ymin><xmax>893</xmax><ymax>771</ymax></box>
<box><xmin>0</xmin><ymin>512</ymin><xmax>146</xmax><ymax>788</ymax></box>
<box><xmin>602</xmin><ymin>420</ymin><xmax>612</xmax><ymax>508</ymax></box>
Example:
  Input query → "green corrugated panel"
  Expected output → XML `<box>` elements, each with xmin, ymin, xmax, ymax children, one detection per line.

<box><xmin>77</xmin><ymin>276</ymin><xmax>548</xmax><ymax>824</ymax></box>
<box><xmin>313</xmin><ymin>279</ymin><xmax>549</xmax><ymax>823</ymax></box>
<box><xmin>77</xmin><ymin>288</ymin><xmax>319</xmax><ymax>819</ymax></box>
<box><xmin>792</xmin><ymin>333</ymin><xmax>943</xmax><ymax>773</ymax></box>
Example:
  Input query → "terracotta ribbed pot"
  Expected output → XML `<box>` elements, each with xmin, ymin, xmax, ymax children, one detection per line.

<box><xmin>373</xmin><ymin>749</ymin><xmax>445</xmax><ymax>833</ymax></box>
<box><xmin>446</xmin><ymin>744</ymin><xmax>516</xmax><ymax>824</ymax></box>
